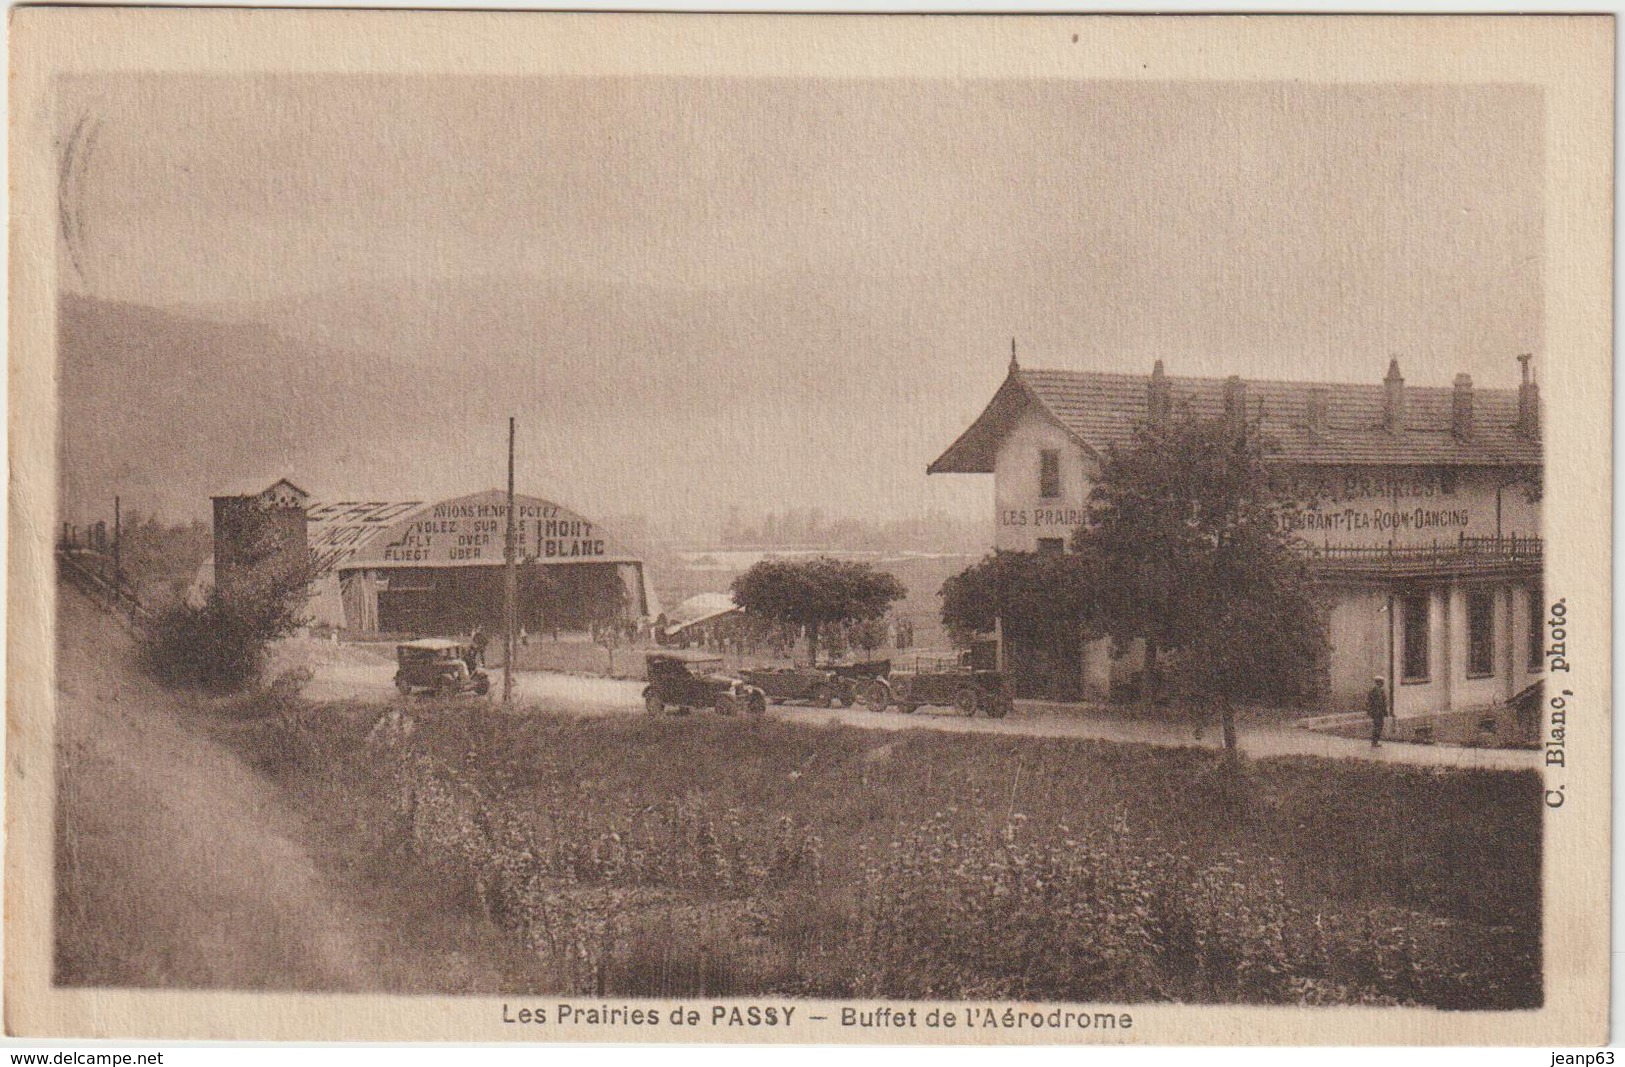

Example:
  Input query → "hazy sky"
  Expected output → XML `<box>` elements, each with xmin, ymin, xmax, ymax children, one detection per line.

<box><xmin>57</xmin><ymin>74</ymin><xmax>1544</xmax><ymax>531</ymax></box>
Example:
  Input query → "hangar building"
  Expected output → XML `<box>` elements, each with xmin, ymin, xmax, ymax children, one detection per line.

<box><xmin>209</xmin><ymin>485</ymin><xmax>656</xmax><ymax>636</ymax></box>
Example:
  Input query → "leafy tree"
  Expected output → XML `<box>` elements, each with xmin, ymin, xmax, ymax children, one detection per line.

<box><xmin>141</xmin><ymin>557</ymin><xmax>315</xmax><ymax>692</ymax></box>
<box><xmin>849</xmin><ymin>618</ymin><xmax>889</xmax><ymax>655</ymax></box>
<box><xmin>940</xmin><ymin>549</ymin><xmax>1100</xmax><ymax>676</ymax></box>
<box><xmin>140</xmin><ymin>516</ymin><xmax>315</xmax><ymax>692</ymax></box>
<box><xmin>731</xmin><ymin>557</ymin><xmax>905</xmax><ymax>664</ymax></box>
<box><xmin>1073</xmin><ymin>410</ymin><xmax>1328</xmax><ymax>753</ymax></box>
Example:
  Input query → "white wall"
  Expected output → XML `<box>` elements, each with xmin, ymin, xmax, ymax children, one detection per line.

<box><xmin>984</xmin><ymin>414</ymin><xmax>1543</xmax><ymax>714</ymax></box>
<box><xmin>1326</xmin><ymin>588</ymin><xmax>1390</xmax><ymax>708</ymax></box>
<box><xmin>1515</xmin><ymin>584</ymin><xmax>1546</xmax><ymax>687</ymax></box>
<box><xmin>1448</xmin><ymin>584</ymin><xmax>1507</xmax><ymax>710</ymax></box>
<box><xmin>1378</xmin><ymin>580</ymin><xmax>1542</xmax><ymax>716</ymax></box>
<box><xmin>1278</xmin><ymin>466</ymin><xmax>1540</xmax><ymax>550</ymax></box>
<box><xmin>991</xmin><ymin>407</ymin><xmax>1094</xmax><ymax>553</ymax></box>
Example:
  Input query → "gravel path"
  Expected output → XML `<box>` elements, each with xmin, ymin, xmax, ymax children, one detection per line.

<box><xmin>305</xmin><ymin>656</ymin><xmax>1539</xmax><ymax>771</ymax></box>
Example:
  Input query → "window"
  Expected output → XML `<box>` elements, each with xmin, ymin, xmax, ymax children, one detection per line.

<box><xmin>1037</xmin><ymin>538</ymin><xmax>1065</xmax><ymax>556</ymax></box>
<box><xmin>1401</xmin><ymin>594</ymin><xmax>1430</xmax><ymax>683</ymax></box>
<box><xmin>1466</xmin><ymin>591</ymin><xmax>1495</xmax><ymax>678</ymax></box>
<box><xmin>1528</xmin><ymin>588</ymin><xmax>1544</xmax><ymax>671</ymax></box>
<box><xmin>1039</xmin><ymin>449</ymin><xmax>1061</xmax><ymax>498</ymax></box>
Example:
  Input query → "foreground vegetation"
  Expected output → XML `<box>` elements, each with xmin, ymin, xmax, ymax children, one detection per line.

<box><xmin>226</xmin><ymin>699</ymin><xmax>1541</xmax><ymax>1008</ymax></box>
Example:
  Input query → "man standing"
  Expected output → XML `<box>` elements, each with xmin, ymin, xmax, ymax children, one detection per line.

<box><xmin>1366</xmin><ymin>676</ymin><xmax>1389</xmax><ymax>747</ymax></box>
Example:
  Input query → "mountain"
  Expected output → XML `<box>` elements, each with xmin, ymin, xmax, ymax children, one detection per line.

<box><xmin>56</xmin><ymin>276</ymin><xmax>1006</xmax><ymax>529</ymax></box>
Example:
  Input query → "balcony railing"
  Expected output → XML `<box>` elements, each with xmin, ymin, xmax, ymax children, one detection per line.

<box><xmin>1304</xmin><ymin>533</ymin><xmax>1542</xmax><ymax>575</ymax></box>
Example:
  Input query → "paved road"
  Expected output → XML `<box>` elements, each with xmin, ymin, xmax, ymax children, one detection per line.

<box><xmin>303</xmin><ymin>656</ymin><xmax>1540</xmax><ymax>771</ymax></box>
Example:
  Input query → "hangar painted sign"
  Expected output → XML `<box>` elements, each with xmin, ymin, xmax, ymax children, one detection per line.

<box><xmin>337</xmin><ymin>491</ymin><xmax>639</xmax><ymax>570</ymax></box>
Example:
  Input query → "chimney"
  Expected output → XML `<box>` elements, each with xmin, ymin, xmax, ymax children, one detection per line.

<box><xmin>1223</xmin><ymin>375</ymin><xmax>1247</xmax><ymax>441</ymax></box>
<box><xmin>1451</xmin><ymin>373</ymin><xmax>1474</xmax><ymax>439</ymax></box>
<box><xmin>1147</xmin><ymin>359</ymin><xmax>1171</xmax><ymax>428</ymax></box>
<box><xmin>1383</xmin><ymin>358</ymin><xmax>1406</xmax><ymax>435</ymax></box>
<box><xmin>1517</xmin><ymin>353</ymin><xmax>1540</xmax><ymax>439</ymax></box>
<box><xmin>1306</xmin><ymin>387</ymin><xmax>1329</xmax><ymax>442</ymax></box>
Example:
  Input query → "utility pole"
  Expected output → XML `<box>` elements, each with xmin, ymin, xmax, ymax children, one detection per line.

<box><xmin>503</xmin><ymin>416</ymin><xmax>517</xmax><ymax>708</ymax></box>
<box><xmin>112</xmin><ymin>495</ymin><xmax>122</xmax><ymax>604</ymax></box>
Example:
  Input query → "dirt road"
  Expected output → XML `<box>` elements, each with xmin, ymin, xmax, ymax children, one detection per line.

<box><xmin>305</xmin><ymin>650</ymin><xmax>1540</xmax><ymax>771</ymax></box>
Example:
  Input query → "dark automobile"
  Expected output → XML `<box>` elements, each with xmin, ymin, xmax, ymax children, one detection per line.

<box><xmin>741</xmin><ymin>659</ymin><xmax>889</xmax><ymax>708</ymax></box>
<box><xmin>394</xmin><ymin>638</ymin><xmax>491</xmax><ymax>697</ymax></box>
<box><xmin>643</xmin><ymin>651</ymin><xmax>768</xmax><ymax>716</ymax></box>
<box><xmin>862</xmin><ymin>651</ymin><xmax>1012</xmax><ymax>717</ymax></box>
<box><xmin>742</xmin><ymin>665</ymin><xmax>850</xmax><ymax>707</ymax></box>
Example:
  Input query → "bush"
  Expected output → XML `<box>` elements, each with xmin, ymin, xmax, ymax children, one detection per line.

<box><xmin>140</xmin><ymin>573</ymin><xmax>310</xmax><ymax>692</ymax></box>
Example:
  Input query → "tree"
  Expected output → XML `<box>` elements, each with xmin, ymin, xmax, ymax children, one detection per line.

<box><xmin>140</xmin><ymin>506</ymin><xmax>316</xmax><ymax>691</ymax></box>
<box><xmin>849</xmin><ymin>617</ymin><xmax>889</xmax><ymax>655</ymax></box>
<box><xmin>940</xmin><ymin>549</ymin><xmax>1100</xmax><ymax>690</ymax></box>
<box><xmin>731</xmin><ymin>557</ymin><xmax>905</xmax><ymax>664</ymax></box>
<box><xmin>1072</xmin><ymin>410</ymin><xmax>1328</xmax><ymax>754</ymax></box>
<box><xmin>141</xmin><ymin>541</ymin><xmax>315</xmax><ymax>692</ymax></box>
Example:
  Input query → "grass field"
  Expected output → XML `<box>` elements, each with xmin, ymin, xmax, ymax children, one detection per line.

<box><xmin>226</xmin><ymin>698</ymin><xmax>1542</xmax><ymax>1008</ymax></box>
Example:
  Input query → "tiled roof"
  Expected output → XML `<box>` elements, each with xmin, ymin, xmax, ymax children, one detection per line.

<box><xmin>929</xmin><ymin>365</ymin><xmax>1542</xmax><ymax>474</ymax></box>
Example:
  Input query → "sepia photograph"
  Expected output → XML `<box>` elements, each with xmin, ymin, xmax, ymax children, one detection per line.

<box><xmin>6</xmin><ymin>10</ymin><xmax>1612</xmax><ymax>1046</ymax></box>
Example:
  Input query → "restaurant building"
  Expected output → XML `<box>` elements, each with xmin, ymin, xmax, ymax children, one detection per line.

<box><xmin>928</xmin><ymin>353</ymin><xmax>1543</xmax><ymax>714</ymax></box>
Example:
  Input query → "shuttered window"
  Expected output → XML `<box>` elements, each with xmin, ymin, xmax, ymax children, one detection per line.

<box><xmin>1039</xmin><ymin>450</ymin><xmax>1061</xmax><ymax>498</ymax></box>
<box><xmin>1401</xmin><ymin>594</ymin><xmax>1430</xmax><ymax>683</ymax></box>
<box><xmin>1466</xmin><ymin>591</ymin><xmax>1495</xmax><ymax>678</ymax></box>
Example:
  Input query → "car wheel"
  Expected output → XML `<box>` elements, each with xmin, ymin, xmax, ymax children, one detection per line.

<box><xmin>954</xmin><ymin>688</ymin><xmax>979</xmax><ymax>716</ymax></box>
<box><xmin>474</xmin><ymin>675</ymin><xmax>490</xmax><ymax>696</ymax></box>
<box><xmin>809</xmin><ymin>684</ymin><xmax>834</xmax><ymax>709</ymax></box>
<box><xmin>394</xmin><ymin>674</ymin><xmax>411</xmax><ymax>696</ymax></box>
<box><xmin>857</xmin><ymin>680</ymin><xmax>890</xmax><ymax>712</ymax></box>
<box><xmin>644</xmin><ymin>689</ymin><xmax>663</xmax><ymax>715</ymax></box>
<box><xmin>987</xmin><ymin>696</ymin><xmax>1012</xmax><ymax>719</ymax></box>
<box><xmin>437</xmin><ymin>675</ymin><xmax>460</xmax><ymax>698</ymax></box>
<box><xmin>747</xmin><ymin>691</ymin><xmax>767</xmax><ymax>715</ymax></box>
<box><xmin>715</xmin><ymin>694</ymin><xmax>738</xmax><ymax>716</ymax></box>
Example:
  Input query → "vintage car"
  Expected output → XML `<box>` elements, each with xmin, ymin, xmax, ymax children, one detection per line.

<box><xmin>741</xmin><ymin>659</ymin><xmax>890</xmax><ymax>708</ymax></box>
<box><xmin>741</xmin><ymin>666</ymin><xmax>849</xmax><ymax>707</ymax></box>
<box><xmin>860</xmin><ymin>651</ymin><xmax>1012</xmax><ymax>718</ymax></box>
<box><xmin>394</xmin><ymin>638</ymin><xmax>491</xmax><ymax>697</ymax></box>
<box><xmin>643</xmin><ymin>651</ymin><xmax>768</xmax><ymax>716</ymax></box>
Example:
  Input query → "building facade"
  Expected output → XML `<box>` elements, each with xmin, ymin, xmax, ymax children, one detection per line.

<box><xmin>929</xmin><ymin>354</ymin><xmax>1543</xmax><ymax>714</ymax></box>
<box><xmin>207</xmin><ymin>485</ymin><xmax>656</xmax><ymax>636</ymax></box>
<box><xmin>210</xmin><ymin>479</ymin><xmax>312</xmax><ymax>600</ymax></box>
